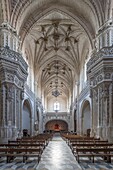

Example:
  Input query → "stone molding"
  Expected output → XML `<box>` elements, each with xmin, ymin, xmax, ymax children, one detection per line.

<box><xmin>0</xmin><ymin>47</ymin><xmax>28</xmax><ymax>72</ymax></box>
<box><xmin>87</xmin><ymin>46</ymin><xmax>113</xmax><ymax>72</ymax></box>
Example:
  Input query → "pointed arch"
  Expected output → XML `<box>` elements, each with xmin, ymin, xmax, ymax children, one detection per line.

<box><xmin>22</xmin><ymin>98</ymin><xmax>33</xmax><ymax>136</ymax></box>
<box><xmin>80</xmin><ymin>100</ymin><xmax>91</xmax><ymax>136</ymax></box>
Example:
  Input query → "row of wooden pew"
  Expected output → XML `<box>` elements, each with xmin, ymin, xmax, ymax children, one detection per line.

<box><xmin>0</xmin><ymin>133</ymin><xmax>53</xmax><ymax>163</ymax></box>
<box><xmin>61</xmin><ymin>133</ymin><xmax>113</xmax><ymax>163</ymax></box>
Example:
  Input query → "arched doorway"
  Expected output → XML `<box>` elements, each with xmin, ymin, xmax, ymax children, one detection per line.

<box><xmin>45</xmin><ymin>120</ymin><xmax>68</xmax><ymax>132</ymax></box>
<box><xmin>81</xmin><ymin>100</ymin><xmax>91</xmax><ymax>136</ymax></box>
<box><xmin>22</xmin><ymin>99</ymin><xmax>32</xmax><ymax>136</ymax></box>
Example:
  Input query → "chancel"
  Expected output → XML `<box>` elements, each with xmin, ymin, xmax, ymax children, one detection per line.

<box><xmin>1</xmin><ymin>0</ymin><xmax>113</xmax><ymax>169</ymax></box>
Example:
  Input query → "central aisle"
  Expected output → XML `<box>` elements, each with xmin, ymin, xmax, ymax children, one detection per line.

<box><xmin>36</xmin><ymin>133</ymin><xmax>82</xmax><ymax>170</ymax></box>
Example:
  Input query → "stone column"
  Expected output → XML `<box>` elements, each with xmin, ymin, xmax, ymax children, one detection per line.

<box><xmin>0</xmin><ymin>47</ymin><xmax>28</xmax><ymax>143</ymax></box>
<box><xmin>95</xmin><ymin>84</ymin><xmax>110</xmax><ymax>139</ymax></box>
<box><xmin>87</xmin><ymin>46</ymin><xmax>113</xmax><ymax>141</ymax></box>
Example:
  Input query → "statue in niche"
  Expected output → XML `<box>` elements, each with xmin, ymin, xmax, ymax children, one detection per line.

<box><xmin>34</xmin><ymin>121</ymin><xmax>39</xmax><ymax>131</ymax></box>
<box><xmin>7</xmin><ymin>86</ymin><xmax>14</xmax><ymax>100</ymax></box>
<box><xmin>104</xmin><ymin>86</ymin><xmax>109</xmax><ymax>97</ymax></box>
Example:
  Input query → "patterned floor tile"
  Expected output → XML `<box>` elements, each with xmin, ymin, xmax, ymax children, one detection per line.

<box><xmin>0</xmin><ymin>134</ymin><xmax>113</xmax><ymax>170</ymax></box>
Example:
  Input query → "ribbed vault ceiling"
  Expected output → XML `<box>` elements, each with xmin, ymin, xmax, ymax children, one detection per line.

<box><xmin>24</xmin><ymin>10</ymin><xmax>91</xmax><ymax>98</ymax></box>
<box><xmin>1</xmin><ymin>0</ymin><xmax>111</xmax><ymax>100</ymax></box>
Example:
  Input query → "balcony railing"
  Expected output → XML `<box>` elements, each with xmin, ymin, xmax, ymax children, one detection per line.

<box><xmin>44</xmin><ymin>112</ymin><xmax>70</xmax><ymax>122</ymax></box>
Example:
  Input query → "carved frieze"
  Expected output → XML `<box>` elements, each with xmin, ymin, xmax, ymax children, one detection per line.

<box><xmin>101</xmin><ymin>46</ymin><xmax>113</xmax><ymax>55</ymax></box>
<box><xmin>3</xmin><ymin>73</ymin><xmax>24</xmax><ymax>89</ymax></box>
<box><xmin>14</xmin><ymin>77</ymin><xmax>24</xmax><ymax>89</ymax></box>
<box><xmin>97</xmin><ymin>74</ymin><xmax>103</xmax><ymax>82</ymax></box>
<box><xmin>0</xmin><ymin>47</ymin><xmax>28</xmax><ymax>90</ymax></box>
<box><xmin>87</xmin><ymin>46</ymin><xmax>113</xmax><ymax>72</ymax></box>
<box><xmin>0</xmin><ymin>47</ymin><xmax>28</xmax><ymax>74</ymax></box>
<box><xmin>5</xmin><ymin>73</ymin><xmax>14</xmax><ymax>82</ymax></box>
<box><xmin>104</xmin><ymin>73</ymin><xmax>111</xmax><ymax>79</ymax></box>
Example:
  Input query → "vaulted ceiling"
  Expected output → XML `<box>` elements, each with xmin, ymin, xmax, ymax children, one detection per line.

<box><xmin>24</xmin><ymin>11</ymin><xmax>91</xmax><ymax>98</ymax></box>
<box><xmin>1</xmin><ymin>0</ymin><xmax>112</xmax><ymax>100</ymax></box>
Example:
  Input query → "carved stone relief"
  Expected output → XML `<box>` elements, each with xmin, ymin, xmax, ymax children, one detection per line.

<box><xmin>0</xmin><ymin>47</ymin><xmax>28</xmax><ymax>141</ymax></box>
<box><xmin>87</xmin><ymin>46</ymin><xmax>113</xmax><ymax>140</ymax></box>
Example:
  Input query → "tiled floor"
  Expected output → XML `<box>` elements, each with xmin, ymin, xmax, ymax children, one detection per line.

<box><xmin>0</xmin><ymin>159</ymin><xmax>38</xmax><ymax>169</ymax></box>
<box><xmin>0</xmin><ymin>134</ymin><xmax>113</xmax><ymax>169</ymax></box>
<box><xmin>80</xmin><ymin>160</ymin><xmax>113</xmax><ymax>170</ymax></box>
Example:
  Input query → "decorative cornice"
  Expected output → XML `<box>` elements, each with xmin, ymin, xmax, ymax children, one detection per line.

<box><xmin>87</xmin><ymin>46</ymin><xmax>113</xmax><ymax>72</ymax></box>
<box><xmin>0</xmin><ymin>47</ymin><xmax>28</xmax><ymax>89</ymax></box>
<box><xmin>0</xmin><ymin>47</ymin><xmax>28</xmax><ymax>72</ymax></box>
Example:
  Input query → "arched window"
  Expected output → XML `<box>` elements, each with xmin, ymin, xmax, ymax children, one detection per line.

<box><xmin>54</xmin><ymin>101</ymin><xmax>60</xmax><ymax>111</ymax></box>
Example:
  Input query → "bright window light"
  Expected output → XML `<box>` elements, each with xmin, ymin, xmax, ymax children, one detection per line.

<box><xmin>54</xmin><ymin>101</ymin><xmax>60</xmax><ymax>111</ymax></box>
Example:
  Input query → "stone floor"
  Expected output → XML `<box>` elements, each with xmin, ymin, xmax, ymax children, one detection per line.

<box><xmin>36</xmin><ymin>133</ymin><xmax>81</xmax><ymax>170</ymax></box>
<box><xmin>0</xmin><ymin>134</ymin><xmax>113</xmax><ymax>169</ymax></box>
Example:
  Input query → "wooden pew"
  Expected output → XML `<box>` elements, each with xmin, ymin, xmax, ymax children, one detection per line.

<box><xmin>20</xmin><ymin>133</ymin><xmax>53</xmax><ymax>144</ymax></box>
<box><xmin>0</xmin><ymin>143</ymin><xmax>44</xmax><ymax>154</ymax></box>
<box><xmin>0</xmin><ymin>147</ymin><xmax>41</xmax><ymax>163</ymax></box>
<box><xmin>71</xmin><ymin>143</ymin><xmax>113</xmax><ymax>153</ymax></box>
<box><xmin>8</xmin><ymin>139</ymin><xmax>46</xmax><ymax>149</ymax></box>
<box><xmin>16</xmin><ymin>139</ymin><xmax>47</xmax><ymax>147</ymax></box>
<box><xmin>66</xmin><ymin>137</ymin><xmax>100</xmax><ymax>145</ymax></box>
<box><xmin>74</xmin><ymin>147</ymin><xmax>113</xmax><ymax>163</ymax></box>
<box><xmin>0</xmin><ymin>133</ymin><xmax>53</xmax><ymax>163</ymax></box>
<box><xmin>61</xmin><ymin>133</ymin><xmax>99</xmax><ymax>141</ymax></box>
<box><xmin>69</xmin><ymin>140</ymin><xmax>108</xmax><ymax>147</ymax></box>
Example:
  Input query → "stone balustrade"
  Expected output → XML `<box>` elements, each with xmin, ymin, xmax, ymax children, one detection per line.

<box><xmin>44</xmin><ymin>112</ymin><xmax>70</xmax><ymax>124</ymax></box>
